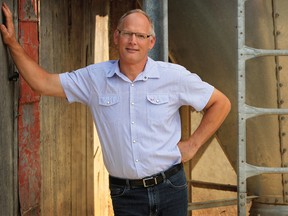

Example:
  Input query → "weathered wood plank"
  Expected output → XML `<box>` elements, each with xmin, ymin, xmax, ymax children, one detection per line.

<box><xmin>93</xmin><ymin>0</ymin><xmax>112</xmax><ymax>215</ymax></box>
<box><xmin>39</xmin><ymin>0</ymin><xmax>95</xmax><ymax>215</ymax></box>
<box><xmin>0</xmin><ymin>1</ymin><xmax>18</xmax><ymax>215</ymax></box>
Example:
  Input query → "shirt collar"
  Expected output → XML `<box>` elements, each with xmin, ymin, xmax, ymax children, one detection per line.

<box><xmin>141</xmin><ymin>57</ymin><xmax>160</xmax><ymax>79</ymax></box>
<box><xmin>106</xmin><ymin>57</ymin><xmax>160</xmax><ymax>80</ymax></box>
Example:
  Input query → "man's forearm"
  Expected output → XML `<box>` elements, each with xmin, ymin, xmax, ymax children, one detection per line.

<box><xmin>189</xmin><ymin>94</ymin><xmax>231</xmax><ymax>150</ymax></box>
<box><xmin>8</xmin><ymin>41</ymin><xmax>49</xmax><ymax>93</ymax></box>
<box><xmin>178</xmin><ymin>88</ymin><xmax>231</xmax><ymax>162</ymax></box>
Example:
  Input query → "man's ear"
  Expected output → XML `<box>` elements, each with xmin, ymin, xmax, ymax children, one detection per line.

<box><xmin>149</xmin><ymin>36</ymin><xmax>156</xmax><ymax>50</ymax></box>
<box><xmin>113</xmin><ymin>30</ymin><xmax>119</xmax><ymax>45</ymax></box>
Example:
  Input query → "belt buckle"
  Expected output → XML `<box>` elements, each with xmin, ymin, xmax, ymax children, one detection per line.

<box><xmin>143</xmin><ymin>176</ymin><xmax>157</xmax><ymax>188</ymax></box>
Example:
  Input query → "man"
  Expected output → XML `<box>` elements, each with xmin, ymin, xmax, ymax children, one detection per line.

<box><xmin>1</xmin><ymin>3</ymin><xmax>231</xmax><ymax>216</ymax></box>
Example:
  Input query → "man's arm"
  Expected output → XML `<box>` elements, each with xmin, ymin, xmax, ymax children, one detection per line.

<box><xmin>0</xmin><ymin>3</ymin><xmax>65</xmax><ymax>97</ymax></box>
<box><xmin>178</xmin><ymin>88</ymin><xmax>231</xmax><ymax>162</ymax></box>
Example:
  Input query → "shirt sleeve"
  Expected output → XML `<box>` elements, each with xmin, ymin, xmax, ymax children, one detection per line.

<box><xmin>179</xmin><ymin>70</ymin><xmax>214</xmax><ymax>111</ymax></box>
<box><xmin>59</xmin><ymin>67</ymin><xmax>91</xmax><ymax>104</ymax></box>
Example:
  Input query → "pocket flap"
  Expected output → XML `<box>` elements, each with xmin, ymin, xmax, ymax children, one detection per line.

<box><xmin>99</xmin><ymin>95</ymin><xmax>119</xmax><ymax>106</ymax></box>
<box><xmin>147</xmin><ymin>94</ymin><xmax>169</xmax><ymax>105</ymax></box>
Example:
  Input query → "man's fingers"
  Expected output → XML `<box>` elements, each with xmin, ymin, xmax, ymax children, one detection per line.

<box><xmin>1</xmin><ymin>3</ymin><xmax>16</xmax><ymax>44</ymax></box>
<box><xmin>2</xmin><ymin>3</ymin><xmax>11</xmax><ymax>18</ymax></box>
<box><xmin>2</xmin><ymin>2</ymin><xmax>12</xmax><ymax>14</ymax></box>
<box><xmin>0</xmin><ymin>23</ymin><xmax>7</xmax><ymax>34</ymax></box>
<box><xmin>2</xmin><ymin>3</ymin><xmax>13</xmax><ymax>26</ymax></box>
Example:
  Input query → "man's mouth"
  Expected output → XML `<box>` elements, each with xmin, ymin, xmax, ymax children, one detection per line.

<box><xmin>126</xmin><ymin>48</ymin><xmax>139</xmax><ymax>52</ymax></box>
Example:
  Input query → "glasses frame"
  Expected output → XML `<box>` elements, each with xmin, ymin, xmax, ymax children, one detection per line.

<box><xmin>117</xmin><ymin>29</ymin><xmax>152</xmax><ymax>41</ymax></box>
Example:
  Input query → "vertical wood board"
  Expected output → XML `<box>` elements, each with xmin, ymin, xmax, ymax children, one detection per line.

<box><xmin>39</xmin><ymin>0</ymin><xmax>95</xmax><ymax>215</ymax></box>
<box><xmin>0</xmin><ymin>0</ymin><xmax>18</xmax><ymax>215</ymax></box>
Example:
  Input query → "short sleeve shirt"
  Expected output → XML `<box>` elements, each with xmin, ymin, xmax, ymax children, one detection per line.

<box><xmin>59</xmin><ymin>57</ymin><xmax>214</xmax><ymax>179</ymax></box>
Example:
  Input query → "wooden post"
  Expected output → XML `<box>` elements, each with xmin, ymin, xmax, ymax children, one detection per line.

<box><xmin>180</xmin><ymin>106</ymin><xmax>192</xmax><ymax>214</ymax></box>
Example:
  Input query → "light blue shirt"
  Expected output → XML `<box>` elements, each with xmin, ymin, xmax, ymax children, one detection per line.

<box><xmin>59</xmin><ymin>58</ymin><xmax>214</xmax><ymax>179</ymax></box>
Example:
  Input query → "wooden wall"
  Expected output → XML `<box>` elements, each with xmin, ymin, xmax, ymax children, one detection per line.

<box><xmin>39</xmin><ymin>0</ymin><xmax>96</xmax><ymax>215</ymax></box>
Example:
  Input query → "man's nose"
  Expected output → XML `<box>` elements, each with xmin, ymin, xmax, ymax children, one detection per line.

<box><xmin>129</xmin><ymin>33</ymin><xmax>137</xmax><ymax>43</ymax></box>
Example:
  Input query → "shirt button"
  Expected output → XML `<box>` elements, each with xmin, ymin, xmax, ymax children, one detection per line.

<box><xmin>135</xmin><ymin>159</ymin><xmax>139</xmax><ymax>162</ymax></box>
<box><xmin>131</xmin><ymin>102</ymin><xmax>134</xmax><ymax>105</ymax></box>
<box><xmin>133</xmin><ymin>140</ymin><xmax>136</xmax><ymax>143</ymax></box>
<box><xmin>131</xmin><ymin>121</ymin><xmax>135</xmax><ymax>124</ymax></box>
<box><xmin>131</xmin><ymin>83</ymin><xmax>134</xmax><ymax>87</ymax></box>
<box><xmin>156</xmin><ymin>99</ymin><xmax>159</xmax><ymax>103</ymax></box>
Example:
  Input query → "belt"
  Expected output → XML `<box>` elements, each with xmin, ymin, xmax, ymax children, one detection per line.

<box><xmin>109</xmin><ymin>163</ymin><xmax>183</xmax><ymax>189</ymax></box>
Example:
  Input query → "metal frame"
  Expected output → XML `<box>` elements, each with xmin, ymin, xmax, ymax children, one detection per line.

<box><xmin>237</xmin><ymin>0</ymin><xmax>288</xmax><ymax>215</ymax></box>
<box><xmin>142</xmin><ymin>0</ymin><xmax>168</xmax><ymax>62</ymax></box>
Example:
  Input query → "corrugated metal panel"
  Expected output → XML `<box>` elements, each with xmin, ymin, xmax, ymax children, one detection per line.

<box><xmin>0</xmin><ymin>0</ymin><xmax>19</xmax><ymax>215</ymax></box>
<box><xmin>39</xmin><ymin>0</ymin><xmax>94</xmax><ymax>215</ymax></box>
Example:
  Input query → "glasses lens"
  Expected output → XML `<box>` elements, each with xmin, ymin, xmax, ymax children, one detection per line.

<box><xmin>119</xmin><ymin>30</ymin><xmax>149</xmax><ymax>40</ymax></box>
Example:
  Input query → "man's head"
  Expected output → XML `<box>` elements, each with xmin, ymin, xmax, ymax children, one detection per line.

<box><xmin>114</xmin><ymin>9</ymin><xmax>156</xmax><ymax>66</ymax></box>
<box><xmin>117</xmin><ymin>9</ymin><xmax>155</xmax><ymax>37</ymax></box>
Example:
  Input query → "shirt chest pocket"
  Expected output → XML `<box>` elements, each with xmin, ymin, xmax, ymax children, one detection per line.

<box><xmin>98</xmin><ymin>95</ymin><xmax>120</xmax><ymax>123</ymax></box>
<box><xmin>146</xmin><ymin>94</ymin><xmax>170</xmax><ymax>121</ymax></box>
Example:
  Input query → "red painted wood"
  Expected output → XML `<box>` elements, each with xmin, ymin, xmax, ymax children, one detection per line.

<box><xmin>18</xmin><ymin>0</ymin><xmax>41</xmax><ymax>215</ymax></box>
<box><xmin>19</xmin><ymin>21</ymin><xmax>40</xmax><ymax>104</ymax></box>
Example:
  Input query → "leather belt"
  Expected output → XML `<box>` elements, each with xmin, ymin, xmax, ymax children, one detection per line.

<box><xmin>109</xmin><ymin>163</ymin><xmax>183</xmax><ymax>189</ymax></box>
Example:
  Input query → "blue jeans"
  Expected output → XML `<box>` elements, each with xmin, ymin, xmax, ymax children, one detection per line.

<box><xmin>109</xmin><ymin>167</ymin><xmax>188</xmax><ymax>216</ymax></box>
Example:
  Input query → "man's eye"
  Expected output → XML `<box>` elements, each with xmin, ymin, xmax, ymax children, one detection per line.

<box><xmin>123</xmin><ymin>32</ymin><xmax>132</xmax><ymax>36</ymax></box>
<box><xmin>136</xmin><ymin>34</ymin><xmax>146</xmax><ymax>39</ymax></box>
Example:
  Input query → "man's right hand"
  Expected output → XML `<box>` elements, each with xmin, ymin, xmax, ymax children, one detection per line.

<box><xmin>0</xmin><ymin>3</ymin><xmax>17</xmax><ymax>46</ymax></box>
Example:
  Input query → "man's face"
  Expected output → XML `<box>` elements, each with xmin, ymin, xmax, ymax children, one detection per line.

<box><xmin>114</xmin><ymin>13</ymin><xmax>156</xmax><ymax>66</ymax></box>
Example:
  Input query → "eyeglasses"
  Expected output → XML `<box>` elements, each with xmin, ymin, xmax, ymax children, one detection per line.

<box><xmin>117</xmin><ymin>29</ymin><xmax>152</xmax><ymax>41</ymax></box>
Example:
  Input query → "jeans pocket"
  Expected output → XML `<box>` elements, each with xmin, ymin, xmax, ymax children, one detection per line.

<box><xmin>166</xmin><ymin>169</ymin><xmax>187</xmax><ymax>190</ymax></box>
<box><xmin>109</xmin><ymin>184</ymin><xmax>127</xmax><ymax>198</ymax></box>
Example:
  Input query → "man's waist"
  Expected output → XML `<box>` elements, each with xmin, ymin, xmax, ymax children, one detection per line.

<box><xmin>109</xmin><ymin>163</ymin><xmax>183</xmax><ymax>189</ymax></box>
<box><xmin>103</xmin><ymin>149</ymin><xmax>182</xmax><ymax>179</ymax></box>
